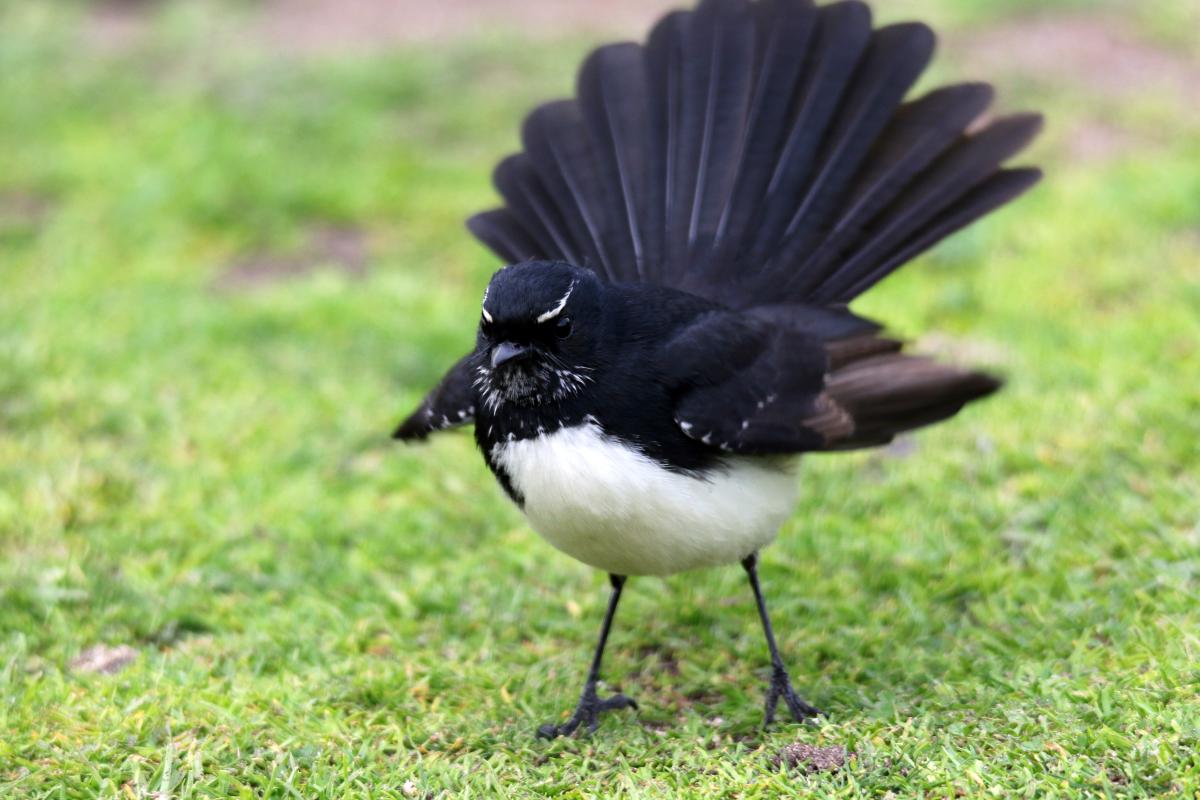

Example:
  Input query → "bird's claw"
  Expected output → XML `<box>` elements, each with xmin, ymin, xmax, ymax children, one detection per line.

<box><xmin>764</xmin><ymin>666</ymin><xmax>822</xmax><ymax>726</ymax></box>
<box><xmin>537</xmin><ymin>684</ymin><xmax>638</xmax><ymax>738</ymax></box>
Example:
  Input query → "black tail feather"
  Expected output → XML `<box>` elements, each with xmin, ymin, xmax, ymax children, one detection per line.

<box><xmin>768</xmin><ymin>21</ymin><xmax>936</xmax><ymax>292</ymax></box>
<box><xmin>812</xmin><ymin>113</ymin><xmax>1044</xmax><ymax>301</ymax></box>
<box><xmin>681</xmin><ymin>0</ymin><xmax>756</xmax><ymax>275</ymax></box>
<box><xmin>491</xmin><ymin>154</ymin><xmax>580</xmax><ymax>266</ymax></box>
<box><xmin>711</xmin><ymin>0</ymin><xmax>817</xmax><ymax>272</ymax></box>
<box><xmin>798</xmin><ymin>82</ymin><xmax>996</xmax><ymax>281</ymax></box>
<box><xmin>578</xmin><ymin>43</ymin><xmax>653</xmax><ymax>280</ymax></box>
<box><xmin>660</xmin><ymin>0</ymin><xmax>758</xmax><ymax>281</ymax></box>
<box><xmin>519</xmin><ymin>102</ymin><xmax>608</xmax><ymax>274</ymax></box>
<box><xmin>744</xmin><ymin>1</ymin><xmax>873</xmax><ymax>268</ymax></box>
<box><xmin>829</xmin><ymin>166</ymin><xmax>1044</xmax><ymax>302</ymax></box>
<box><xmin>644</xmin><ymin>10</ymin><xmax>688</xmax><ymax>282</ymax></box>
<box><xmin>466</xmin><ymin>209</ymin><xmax>541</xmax><ymax>264</ymax></box>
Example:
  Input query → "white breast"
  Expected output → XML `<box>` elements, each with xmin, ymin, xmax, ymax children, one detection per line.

<box><xmin>492</xmin><ymin>423</ymin><xmax>798</xmax><ymax>576</ymax></box>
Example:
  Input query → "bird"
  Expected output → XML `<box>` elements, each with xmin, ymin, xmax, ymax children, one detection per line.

<box><xmin>394</xmin><ymin>0</ymin><xmax>1042</xmax><ymax>738</ymax></box>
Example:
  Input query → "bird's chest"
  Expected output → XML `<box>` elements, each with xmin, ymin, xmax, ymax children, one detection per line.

<box><xmin>487</xmin><ymin>423</ymin><xmax>798</xmax><ymax>576</ymax></box>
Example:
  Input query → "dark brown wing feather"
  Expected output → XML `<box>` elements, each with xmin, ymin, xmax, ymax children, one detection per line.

<box><xmin>817</xmin><ymin>335</ymin><xmax>1002</xmax><ymax>450</ymax></box>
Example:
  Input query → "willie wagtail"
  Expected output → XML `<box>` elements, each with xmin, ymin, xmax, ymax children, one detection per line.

<box><xmin>394</xmin><ymin>0</ymin><xmax>1042</xmax><ymax>737</ymax></box>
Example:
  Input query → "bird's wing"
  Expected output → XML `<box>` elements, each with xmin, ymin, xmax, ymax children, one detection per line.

<box><xmin>665</xmin><ymin>309</ymin><xmax>1003</xmax><ymax>455</ymax></box>
<box><xmin>467</xmin><ymin>0</ymin><xmax>1041</xmax><ymax>310</ymax></box>
<box><xmin>816</xmin><ymin>332</ymin><xmax>1002</xmax><ymax>450</ymax></box>
<box><xmin>662</xmin><ymin>311</ymin><xmax>846</xmax><ymax>455</ymax></box>
<box><xmin>393</xmin><ymin>353</ymin><xmax>479</xmax><ymax>440</ymax></box>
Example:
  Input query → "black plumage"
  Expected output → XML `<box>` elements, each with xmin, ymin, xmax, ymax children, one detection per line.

<box><xmin>395</xmin><ymin>0</ymin><xmax>1041</xmax><ymax>737</ymax></box>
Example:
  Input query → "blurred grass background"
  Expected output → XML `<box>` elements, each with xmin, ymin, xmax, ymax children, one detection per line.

<box><xmin>1</xmin><ymin>0</ymin><xmax>1198</xmax><ymax>797</ymax></box>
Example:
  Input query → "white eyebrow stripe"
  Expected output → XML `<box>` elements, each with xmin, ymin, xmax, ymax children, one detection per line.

<box><xmin>481</xmin><ymin>285</ymin><xmax>493</xmax><ymax>323</ymax></box>
<box><xmin>536</xmin><ymin>280</ymin><xmax>575</xmax><ymax>324</ymax></box>
<box><xmin>480</xmin><ymin>284</ymin><xmax>494</xmax><ymax>321</ymax></box>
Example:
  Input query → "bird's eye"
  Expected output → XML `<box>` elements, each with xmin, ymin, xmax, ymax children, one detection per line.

<box><xmin>555</xmin><ymin>316</ymin><xmax>573</xmax><ymax>339</ymax></box>
<box><xmin>480</xmin><ymin>315</ymin><xmax>494</xmax><ymax>335</ymax></box>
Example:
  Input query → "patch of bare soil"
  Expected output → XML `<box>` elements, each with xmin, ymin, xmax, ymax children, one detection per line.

<box><xmin>956</xmin><ymin>15</ymin><xmax>1200</xmax><ymax>105</ymax></box>
<box><xmin>0</xmin><ymin>191</ymin><xmax>53</xmax><ymax>233</ymax></box>
<box><xmin>89</xmin><ymin>0</ymin><xmax>683</xmax><ymax>55</ymax></box>
<box><xmin>953</xmin><ymin>14</ymin><xmax>1200</xmax><ymax>161</ymax></box>
<box><xmin>69</xmin><ymin>644</ymin><xmax>139</xmax><ymax>674</ymax></box>
<box><xmin>214</xmin><ymin>225</ymin><xmax>370</xmax><ymax>291</ymax></box>
<box><xmin>86</xmin><ymin>5</ymin><xmax>1198</xmax><ymax>169</ymax></box>
<box><xmin>256</xmin><ymin>0</ymin><xmax>681</xmax><ymax>53</ymax></box>
<box><xmin>773</xmin><ymin>742</ymin><xmax>851</xmax><ymax>773</ymax></box>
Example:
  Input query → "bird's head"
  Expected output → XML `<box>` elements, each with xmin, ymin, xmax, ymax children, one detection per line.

<box><xmin>473</xmin><ymin>261</ymin><xmax>602</xmax><ymax>411</ymax></box>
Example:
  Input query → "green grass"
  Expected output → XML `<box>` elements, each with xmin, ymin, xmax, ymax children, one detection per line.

<box><xmin>2</xmin><ymin>2</ymin><xmax>1199</xmax><ymax>797</ymax></box>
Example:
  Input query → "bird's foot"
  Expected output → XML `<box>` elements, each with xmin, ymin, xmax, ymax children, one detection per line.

<box><xmin>764</xmin><ymin>665</ymin><xmax>822</xmax><ymax>726</ymax></box>
<box><xmin>536</xmin><ymin>682</ymin><xmax>638</xmax><ymax>738</ymax></box>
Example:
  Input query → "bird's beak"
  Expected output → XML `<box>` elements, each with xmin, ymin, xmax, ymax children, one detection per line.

<box><xmin>491</xmin><ymin>341</ymin><xmax>529</xmax><ymax>369</ymax></box>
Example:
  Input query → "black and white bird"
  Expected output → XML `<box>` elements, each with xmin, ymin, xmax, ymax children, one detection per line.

<box><xmin>395</xmin><ymin>0</ymin><xmax>1041</xmax><ymax>737</ymax></box>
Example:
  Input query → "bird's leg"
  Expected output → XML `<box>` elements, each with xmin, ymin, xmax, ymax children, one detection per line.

<box><xmin>537</xmin><ymin>573</ymin><xmax>638</xmax><ymax>738</ymax></box>
<box><xmin>742</xmin><ymin>552</ymin><xmax>823</xmax><ymax>725</ymax></box>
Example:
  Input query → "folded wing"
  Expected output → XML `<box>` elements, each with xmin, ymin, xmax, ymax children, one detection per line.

<box><xmin>663</xmin><ymin>308</ymin><xmax>1002</xmax><ymax>454</ymax></box>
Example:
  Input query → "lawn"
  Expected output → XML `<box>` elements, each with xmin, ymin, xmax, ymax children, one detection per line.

<box><xmin>1</xmin><ymin>1</ymin><xmax>1199</xmax><ymax>797</ymax></box>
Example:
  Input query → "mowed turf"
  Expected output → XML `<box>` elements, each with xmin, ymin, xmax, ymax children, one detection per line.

<box><xmin>1</xmin><ymin>2</ymin><xmax>1198</xmax><ymax>797</ymax></box>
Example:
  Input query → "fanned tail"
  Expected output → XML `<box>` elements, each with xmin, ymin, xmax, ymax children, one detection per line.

<box><xmin>466</xmin><ymin>0</ymin><xmax>1041</xmax><ymax>310</ymax></box>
